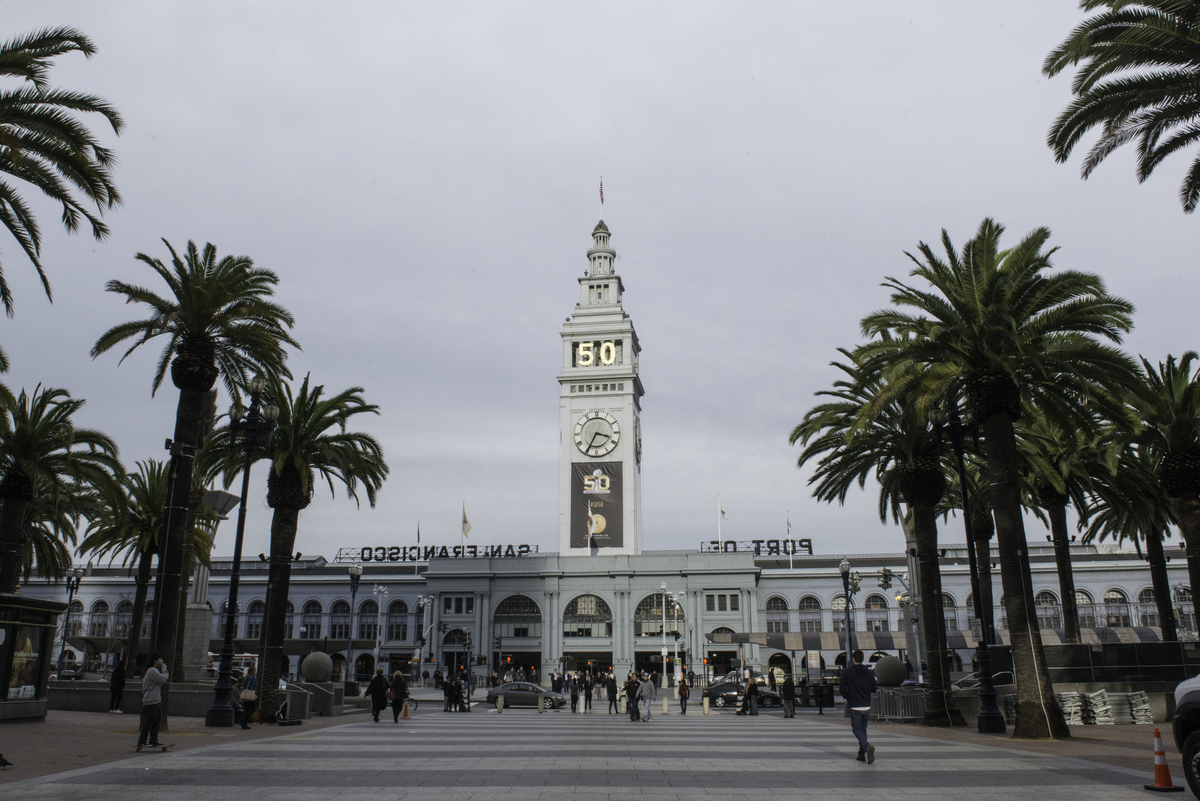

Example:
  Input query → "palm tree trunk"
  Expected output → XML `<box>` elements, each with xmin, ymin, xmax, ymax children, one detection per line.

<box><xmin>172</xmin><ymin>531</ymin><xmax>194</xmax><ymax>681</ymax></box>
<box><xmin>1145</xmin><ymin>531</ymin><xmax>1180</xmax><ymax>641</ymax></box>
<box><xmin>257</xmin><ymin>504</ymin><xmax>300</xmax><ymax>721</ymax></box>
<box><xmin>0</xmin><ymin>498</ymin><xmax>29</xmax><ymax>594</ymax></box>
<box><xmin>982</xmin><ymin>413</ymin><xmax>1068</xmax><ymax>739</ymax></box>
<box><xmin>153</xmin><ymin>386</ymin><xmax>205</xmax><ymax>727</ymax></box>
<box><xmin>1176</xmin><ymin>497</ymin><xmax>1200</xmax><ymax>605</ymax></box>
<box><xmin>1047</xmin><ymin>500</ymin><xmax>1081</xmax><ymax>644</ymax></box>
<box><xmin>912</xmin><ymin>504</ymin><xmax>965</xmax><ymax>727</ymax></box>
<box><xmin>124</xmin><ymin>546</ymin><xmax>156</xmax><ymax>671</ymax></box>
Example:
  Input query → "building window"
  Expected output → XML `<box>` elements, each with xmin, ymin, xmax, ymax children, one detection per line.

<box><xmin>89</xmin><ymin>601</ymin><xmax>110</xmax><ymax>637</ymax></box>
<box><xmin>706</xmin><ymin>595</ymin><xmax>715</xmax><ymax>612</ymax></box>
<box><xmin>797</xmin><ymin>596</ymin><xmax>822</xmax><ymax>632</ymax></box>
<box><xmin>729</xmin><ymin>594</ymin><xmax>739</xmax><ymax>612</ymax></box>
<box><xmin>67</xmin><ymin>600</ymin><xmax>84</xmax><ymax>636</ymax></box>
<box><xmin>1035</xmin><ymin>591</ymin><xmax>1062</xmax><ymax>629</ymax></box>
<box><xmin>942</xmin><ymin>594</ymin><xmax>957</xmax><ymax>631</ymax></box>
<box><xmin>1104</xmin><ymin>589</ymin><xmax>1130</xmax><ymax>627</ymax></box>
<box><xmin>634</xmin><ymin>593</ymin><xmax>685</xmax><ymax>637</ymax></box>
<box><xmin>563</xmin><ymin>594</ymin><xmax>613</xmax><ymax>637</ymax></box>
<box><xmin>301</xmin><ymin>600</ymin><xmax>323</xmax><ymax>638</ymax></box>
<box><xmin>330</xmin><ymin>600</ymin><xmax>351</xmax><ymax>640</ymax></box>
<box><xmin>1076</xmin><ymin>590</ymin><xmax>1095</xmax><ymax>629</ymax></box>
<box><xmin>284</xmin><ymin>601</ymin><xmax>295</xmax><ymax>639</ymax></box>
<box><xmin>388</xmin><ymin>600</ymin><xmax>409</xmax><ymax>642</ymax></box>
<box><xmin>142</xmin><ymin>601</ymin><xmax>154</xmax><ymax>638</ymax></box>
<box><xmin>831</xmin><ymin>595</ymin><xmax>855</xmax><ymax>632</ymax></box>
<box><xmin>443</xmin><ymin>595</ymin><xmax>474</xmax><ymax>615</ymax></box>
<box><xmin>493</xmin><ymin>595</ymin><xmax>542</xmax><ymax>638</ymax></box>
<box><xmin>114</xmin><ymin>600</ymin><xmax>133</xmax><ymax>638</ymax></box>
<box><xmin>765</xmin><ymin>597</ymin><xmax>788</xmax><ymax>633</ymax></box>
<box><xmin>358</xmin><ymin>600</ymin><xmax>379</xmax><ymax>640</ymax></box>
<box><xmin>1139</xmin><ymin>588</ymin><xmax>1159</xmax><ymax>627</ymax></box>
<box><xmin>246</xmin><ymin>600</ymin><xmax>265</xmax><ymax>640</ymax></box>
<box><xmin>1177</xmin><ymin>586</ymin><xmax>1194</xmax><ymax>633</ymax></box>
<box><xmin>718</xmin><ymin>595</ymin><xmax>727</xmax><ymax>612</ymax></box>
<box><xmin>865</xmin><ymin>594</ymin><xmax>888</xmax><ymax>632</ymax></box>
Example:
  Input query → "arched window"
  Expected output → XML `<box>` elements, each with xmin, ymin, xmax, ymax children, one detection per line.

<box><xmin>797</xmin><ymin>597</ymin><xmax>822</xmax><ymax>632</ymax></box>
<box><xmin>1178</xmin><ymin>586</ymin><xmax>1195</xmax><ymax>633</ymax></box>
<box><xmin>301</xmin><ymin>600</ymin><xmax>322</xmax><ymax>639</ymax></box>
<box><xmin>634</xmin><ymin>594</ymin><xmax>684</xmax><ymax>637</ymax></box>
<box><xmin>1075</xmin><ymin>590</ymin><xmax>1095</xmax><ymax>628</ymax></box>
<box><xmin>330</xmin><ymin>600</ymin><xmax>350</xmax><ymax>640</ymax></box>
<box><xmin>831</xmin><ymin>595</ymin><xmax>854</xmax><ymax>632</ymax></box>
<box><xmin>67</xmin><ymin>600</ymin><xmax>84</xmax><ymax>636</ymax></box>
<box><xmin>1104</xmin><ymin>589</ymin><xmax>1130</xmax><ymax>626</ymax></box>
<box><xmin>494</xmin><ymin>595</ymin><xmax>542</xmax><ymax>638</ymax></box>
<box><xmin>765</xmin><ymin>597</ymin><xmax>789</xmax><ymax>633</ymax></box>
<box><xmin>284</xmin><ymin>601</ymin><xmax>295</xmax><ymax>639</ymax></box>
<box><xmin>247</xmin><ymin>600</ymin><xmax>265</xmax><ymax>639</ymax></box>
<box><xmin>89</xmin><ymin>600</ymin><xmax>110</xmax><ymax>637</ymax></box>
<box><xmin>1138</xmin><ymin>588</ymin><xmax>1159</xmax><ymax>627</ymax></box>
<box><xmin>114</xmin><ymin>600</ymin><xmax>133</xmax><ymax>638</ymax></box>
<box><xmin>865</xmin><ymin>594</ymin><xmax>888</xmax><ymax>632</ymax></box>
<box><xmin>942</xmin><ymin>594</ymin><xmax>957</xmax><ymax>631</ymax></box>
<box><xmin>142</xmin><ymin>600</ymin><xmax>154</xmax><ymax>638</ymax></box>
<box><xmin>563</xmin><ymin>594</ymin><xmax>613</xmax><ymax>637</ymax></box>
<box><xmin>358</xmin><ymin>599</ymin><xmax>379</xmax><ymax>640</ymax></box>
<box><xmin>388</xmin><ymin>599</ymin><xmax>409</xmax><ymax>642</ymax></box>
<box><xmin>1035</xmin><ymin>591</ymin><xmax>1061</xmax><ymax>629</ymax></box>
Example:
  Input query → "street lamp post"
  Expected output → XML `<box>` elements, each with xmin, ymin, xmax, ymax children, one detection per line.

<box><xmin>205</xmin><ymin>377</ymin><xmax>279</xmax><ymax>727</ymax></box>
<box><xmin>415</xmin><ymin>594</ymin><xmax>434</xmax><ymax>684</ymax></box>
<box><xmin>372</xmin><ymin>584</ymin><xmax>387</xmax><ymax>676</ymax></box>
<box><xmin>346</xmin><ymin>565</ymin><xmax>362</xmax><ymax>685</ymax></box>
<box><xmin>891</xmin><ymin>573</ymin><xmax>924</xmax><ymax>684</ymax></box>
<box><xmin>57</xmin><ymin>566</ymin><xmax>84</xmax><ymax>673</ymax></box>
<box><xmin>930</xmin><ymin>403</ymin><xmax>1006</xmax><ymax>734</ymax></box>
<box><xmin>660</xmin><ymin>581</ymin><xmax>668</xmax><ymax>682</ymax></box>
<box><xmin>839</xmin><ymin>558</ymin><xmax>855</xmax><ymax>670</ymax></box>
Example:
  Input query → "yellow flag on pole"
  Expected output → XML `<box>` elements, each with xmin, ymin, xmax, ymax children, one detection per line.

<box><xmin>462</xmin><ymin>504</ymin><xmax>471</xmax><ymax>538</ymax></box>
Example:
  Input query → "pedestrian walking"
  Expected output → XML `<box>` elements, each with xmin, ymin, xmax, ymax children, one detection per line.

<box><xmin>747</xmin><ymin>677</ymin><xmax>759</xmax><ymax>716</ymax></box>
<box><xmin>443</xmin><ymin>675</ymin><xmax>454</xmax><ymax>712</ymax></box>
<box><xmin>135</xmin><ymin>652</ymin><xmax>168</xmax><ymax>750</ymax></box>
<box><xmin>390</xmin><ymin>671</ymin><xmax>409</xmax><ymax>722</ymax></box>
<box><xmin>367</xmin><ymin>668</ymin><xmax>389</xmax><ymax>722</ymax></box>
<box><xmin>583</xmin><ymin>675</ymin><xmax>593</xmax><ymax>712</ymax></box>
<box><xmin>625</xmin><ymin>674</ymin><xmax>639</xmax><ymax>721</ymax></box>
<box><xmin>638</xmin><ymin>673</ymin><xmax>656</xmax><ymax>721</ymax></box>
<box><xmin>840</xmin><ymin>650</ymin><xmax>878</xmax><ymax>764</ymax></box>
<box><xmin>679</xmin><ymin>680</ymin><xmax>689</xmax><ymax>714</ymax></box>
<box><xmin>781</xmin><ymin>675</ymin><xmax>796</xmax><ymax>718</ymax></box>
<box><xmin>608</xmin><ymin>675</ymin><xmax>620</xmax><ymax>714</ymax></box>
<box><xmin>238</xmin><ymin>664</ymin><xmax>258</xmax><ymax>729</ymax></box>
<box><xmin>109</xmin><ymin>661</ymin><xmax>126</xmax><ymax>713</ymax></box>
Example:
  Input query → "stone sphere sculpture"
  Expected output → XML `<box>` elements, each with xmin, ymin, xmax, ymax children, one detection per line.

<box><xmin>873</xmin><ymin>654</ymin><xmax>906</xmax><ymax>686</ymax></box>
<box><xmin>301</xmin><ymin>651</ymin><xmax>334</xmax><ymax>682</ymax></box>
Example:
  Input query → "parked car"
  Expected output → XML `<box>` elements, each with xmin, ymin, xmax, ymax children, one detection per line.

<box><xmin>720</xmin><ymin>670</ymin><xmax>767</xmax><ymax>685</ymax></box>
<box><xmin>1172</xmin><ymin>673</ymin><xmax>1200</xmax><ymax>795</ymax></box>
<box><xmin>702</xmin><ymin>680</ymin><xmax>781</xmax><ymax>708</ymax></box>
<box><xmin>485</xmin><ymin>682</ymin><xmax>567</xmax><ymax>709</ymax></box>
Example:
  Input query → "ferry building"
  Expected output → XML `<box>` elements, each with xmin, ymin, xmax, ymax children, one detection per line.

<box><xmin>23</xmin><ymin>222</ymin><xmax>1195</xmax><ymax>685</ymax></box>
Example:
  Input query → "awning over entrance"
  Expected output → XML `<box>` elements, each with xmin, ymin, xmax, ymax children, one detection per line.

<box><xmin>707</xmin><ymin>626</ymin><xmax>1168</xmax><ymax>651</ymax></box>
<box><xmin>206</xmin><ymin>637</ymin><xmax>379</xmax><ymax>657</ymax></box>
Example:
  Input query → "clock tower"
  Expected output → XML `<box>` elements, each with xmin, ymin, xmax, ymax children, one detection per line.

<box><xmin>558</xmin><ymin>220</ymin><xmax>644</xmax><ymax>555</ymax></box>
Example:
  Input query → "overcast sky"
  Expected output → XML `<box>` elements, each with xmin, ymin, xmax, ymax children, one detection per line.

<box><xmin>3</xmin><ymin>2</ymin><xmax>1192</xmax><ymax>564</ymax></box>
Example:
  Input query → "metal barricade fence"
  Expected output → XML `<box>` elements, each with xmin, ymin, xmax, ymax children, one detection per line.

<box><xmin>870</xmin><ymin>688</ymin><xmax>926</xmax><ymax>722</ymax></box>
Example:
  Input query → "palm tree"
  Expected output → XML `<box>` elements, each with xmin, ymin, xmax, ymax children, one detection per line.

<box><xmin>1080</xmin><ymin>443</ymin><xmax>1180</xmax><ymax>641</ymax></box>
<box><xmin>0</xmin><ymin>26</ymin><xmax>123</xmax><ymax>314</ymax></box>
<box><xmin>938</xmin><ymin>456</ymin><xmax>999</xmax><ymax>643</ymax></box>
<box><xmin>91</xmin><ymin>240</ymin><xmax>297</xmax><ymax>680</ymax></box>
<box><xmin>791</xmin><ymin>350</ymin><xmax>964</xmax><ymax>726</ymax></box>
<box><xmin>77</xmin><ymin>460</ymin><xmax>170</xmax><ymax>669</ymax></box>
<box><xmin>1131</xmin><ymin>352</ymin><xmax>1200</xmax><ymax>596</ymax></box>
<box><xmin>18</xmin><ymin>476</ymin><xmax>96</xmax><ymax>584</ymax></box>
<box><xmin>0</xmin><ymin>385</ymin><xmax>121</xmax><ymax>593</ymax></box>
<box><xmin>859</xmin><ymin>218</ymin><xmax>1139</xmax><ymax>739</ymax></box>
<box><xmin>210</xmin><ymin>374</ymin><xmax>387</xmax><ymax>720</ymax></box>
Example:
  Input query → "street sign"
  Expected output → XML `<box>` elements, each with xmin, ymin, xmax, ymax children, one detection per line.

<box><xmin>969</xmin><ymin>619</ymin><xmax>983</xmax><ymax>642</ymax></box>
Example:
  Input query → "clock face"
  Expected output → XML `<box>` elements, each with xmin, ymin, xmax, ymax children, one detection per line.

<box><xmin>573</xmin><ymin>411</ymin><xmax>620</xmax><ymax>457</ymax></box>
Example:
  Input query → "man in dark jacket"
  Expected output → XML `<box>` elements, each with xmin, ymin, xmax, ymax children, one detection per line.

<box><xmin>839</xmin><ymin>650</ymin><xmax>878</xmax><ymax>763</ymax></box>
<box><xmin>608</xmin><ymin>675</ymin><xmax>620</xmax><ymax>714</ymax></box>
<box><xmin>366</xmin><ymin>668</ymin><xmax>389</xmax><ymax>722</ymax></box>
<box><xmin>109</xmin><ymin>661</ymin><xmax>126</xmax><ymax>713</ymax></box>
<box><xmin>780</xmin><ymin>675</ymin><xmax>796</xmax><ymax>718</ymax></box>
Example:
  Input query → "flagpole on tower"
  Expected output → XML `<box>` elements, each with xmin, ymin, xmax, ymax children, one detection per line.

<box><xmin>717</xmin><ymin>495</ymin><xmax>723</xmax><ymax>550</ymax></box>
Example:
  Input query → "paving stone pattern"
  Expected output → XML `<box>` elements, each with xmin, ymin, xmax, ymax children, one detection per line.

<box><xmin>7</xmin><ymin>708</ymin><xmax>1153</xmax><ymax>800</ymax></box>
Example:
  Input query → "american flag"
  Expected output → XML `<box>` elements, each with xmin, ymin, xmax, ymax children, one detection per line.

<box><xmin>599</xmin><ymin>178</ymin><xmax>604</xmax><ymax>205</ymax></box>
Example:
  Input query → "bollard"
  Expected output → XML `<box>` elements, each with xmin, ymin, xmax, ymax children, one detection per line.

<box><xmin>703</xmin><ymin>697</ymin><xmax>710</xmax><ymax>715</ymax></box>
<box><xmin>621</xmin><ymin>697</ymin><xmax>627</xmax><ymax>714</ymax></box>
<box><xmin>662</xmin><ymin>697</ymin><xmax>669</xmax><ymax>715</ymax></box>
<box><xmin>497</xmin><ymin>695</ymin><xmax>504</xmax><ymax>713</ymax></box>
<box><xmin>538</xmin><ymin>694</ymin><xmax>544</xmax><ymax>713</ymax></box>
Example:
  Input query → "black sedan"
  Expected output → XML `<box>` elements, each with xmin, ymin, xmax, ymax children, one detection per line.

<box><xmin>485</xmin><ymin>682</ymin><xmax>567</xmax><ymax>709</ymax></box>
<box><xmin>702</xmin><ymin>680</ymin><xmax>781</xmax><ymax>708</ymax></box>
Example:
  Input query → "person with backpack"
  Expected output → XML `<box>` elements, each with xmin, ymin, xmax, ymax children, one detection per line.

<box><xmin>840</xmin><ymin>650</ymin><xmax>878</xmax><ymax>764</ymax></box>
<box><xmin>678</xmin><ymin>679</ymin><xmax>690</xmax><ymax>714</ymax></box>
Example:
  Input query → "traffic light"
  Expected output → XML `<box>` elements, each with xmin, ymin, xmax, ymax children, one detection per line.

<box><xmin>879</xmin><ymin>567</ymin><xmax>893</xmax><ymax>590</ymax></box>
<box><xmin>494</xmin><ymin>636</ymin><xmax>501</xmax><ymax>650</ymax></box>
<box><xmin>437</xmin><ymin>621</ymin><xmax>448</xmax><ymax>634</ymax></box>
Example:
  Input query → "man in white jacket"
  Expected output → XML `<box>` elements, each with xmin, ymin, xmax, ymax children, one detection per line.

<box><xmin>136</xmin><ymin>652</ymin><xmax>169</xmax><ymax>750</ymax></box>
<box><xmin>637</xmin><ymin>673</ymin><xmax>656</xmax><ymax>722</ymax></box>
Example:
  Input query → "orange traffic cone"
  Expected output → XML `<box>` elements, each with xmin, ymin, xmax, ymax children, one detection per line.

<box><xmin>1144</xmin><ymin>728</ymin><xmax>1184</xmax><ymax>792</ymax></box>
<box><xmin>401</xmin><ymin>700</ymin><xmax>410</xmax><ymax>720</ymax></box>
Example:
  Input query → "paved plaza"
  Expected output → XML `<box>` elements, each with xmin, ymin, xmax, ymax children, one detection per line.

<box><xmin>2</xmin><ymin>704</ymin><xmax>1164</xmax><ymax>800</ymax></box>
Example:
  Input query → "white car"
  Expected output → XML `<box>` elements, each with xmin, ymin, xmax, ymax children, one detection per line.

<box><xmin>1171</xmin><ymin>673</ymin><xmax>1200</xmax><ymax>795</ymax></box>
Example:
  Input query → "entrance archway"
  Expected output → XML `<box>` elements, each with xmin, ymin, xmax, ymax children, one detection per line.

<box><xmin>767</xmin><ymin>652</ymin><xmax>792</xmax><ymax>683</ymax></box>
<box><xmin>355</xmin><ymin>653</ymin><xmax>375</xmax><ymax>682</ymax></box>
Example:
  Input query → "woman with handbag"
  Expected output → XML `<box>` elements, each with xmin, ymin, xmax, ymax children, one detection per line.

<box><xmin>366</xmin><ymin>668</ymin><xmax>389</xmax><ymax>722</ymax></box>
<box><xmin>238</xmin><ymin>665</ymin><xmax>258</xmax><ymax>729</ymax></box>
<box><xmin>390</xmin><ymin>671</ymin><xmax>409</xmax><ymax>722</ymax></box>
